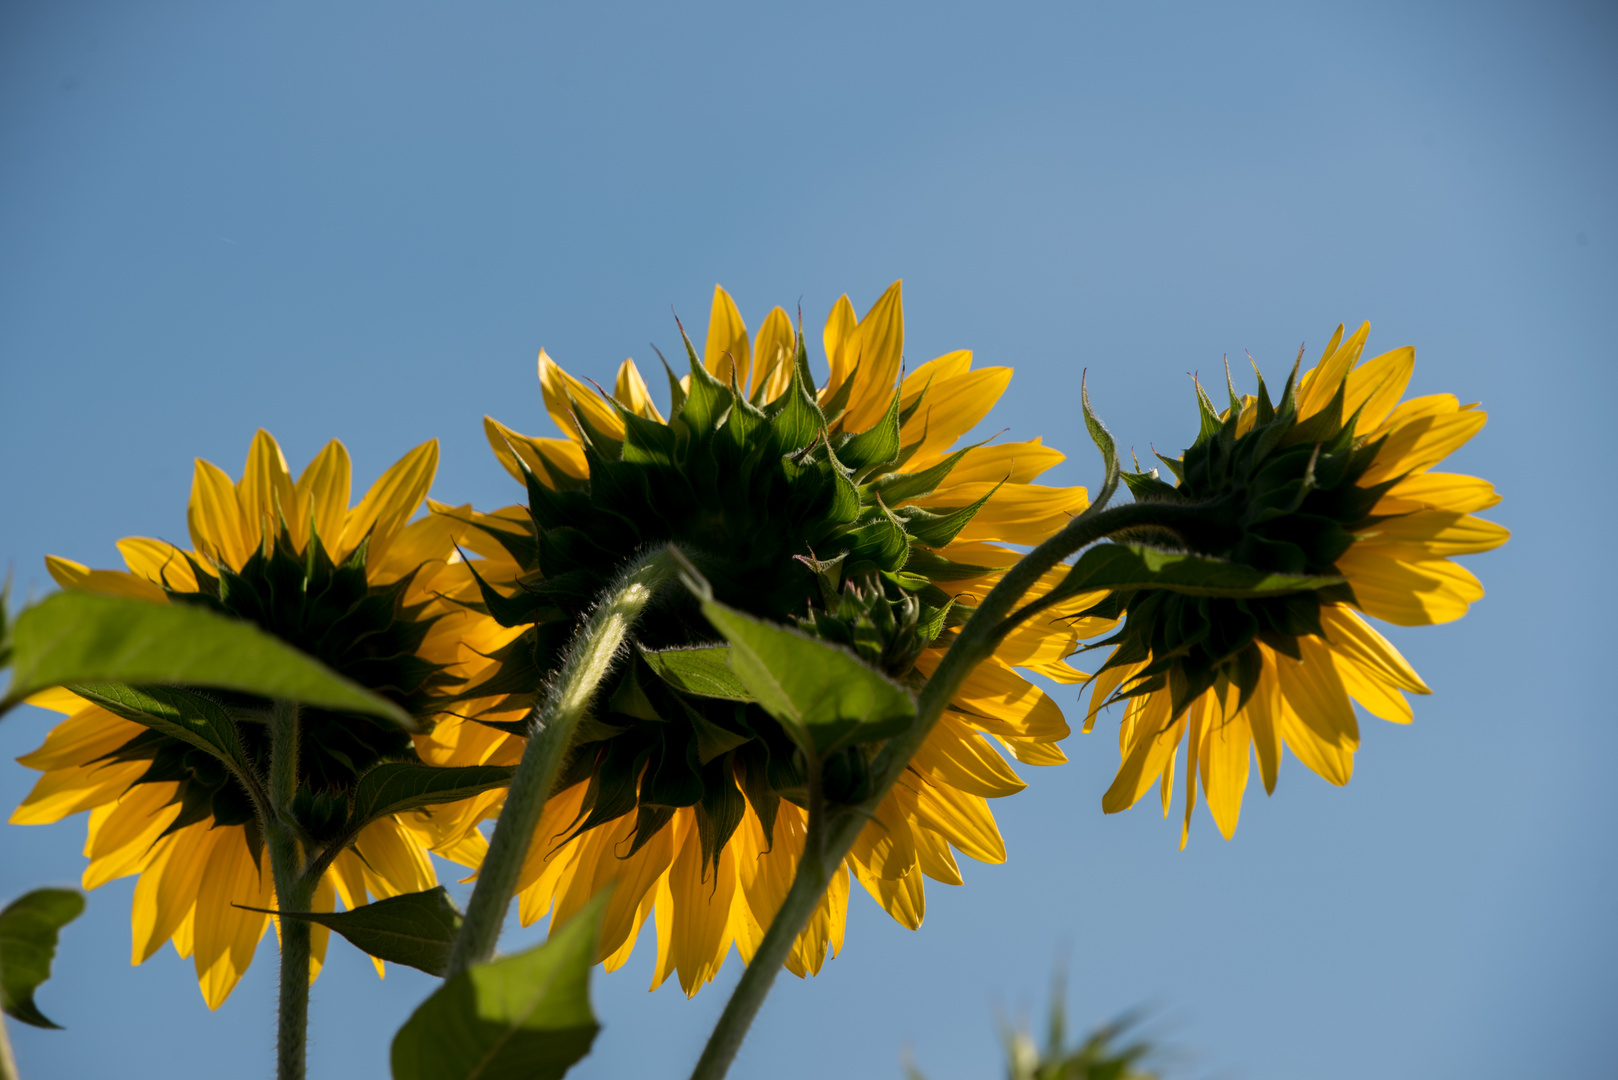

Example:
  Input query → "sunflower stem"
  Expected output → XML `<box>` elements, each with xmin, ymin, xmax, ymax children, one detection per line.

<box><xmin>0</xmin><ymin>1011</ymin><xmax>18</xmax><ymax>1080</ymax></box>
<box><xmin>688</xmin><ymin>493</ymin><xmax>1199</xmax><ymax>1080</ymax></box>
<box><xmin>266</xmin><ymin>698</ymin><xmax>312</xmax><ymax>1080</ymax></box>
<box><xmin>445</xmin><ymin>546</ymin><xmax>680</xmax><ymax>979</ymax></box>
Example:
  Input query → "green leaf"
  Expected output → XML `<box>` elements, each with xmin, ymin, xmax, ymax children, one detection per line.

<box><xmin>391</xmin><ymin>892</ymin><xmax>606</xmax><ymax>1080</ymax></box>
<box><xmin>1</xmin><ymin>592</ymin><xmax>412</xmax><ymax>728</ymax></box>
<box><xmin>696</xmin><ymin>596</ymin><xmax>915</xmax><ymax>757</ymax></box>
<box><xmin>637</xmin><ymin>645</ymin><xmax>753</xmax><ymax>702</ymax></box>
<box><xmin>0</xmin><ymin>888</ymin><xmax>84</xmax><ymax>1029</ymax></box>
<box><xmin>351</xmin><ymin>763</ymin><xmax>515</xmax><ymax>828</ymax></box>
<box><xmin>242</xmin><ymin>887</ymin><xmax>460</xmax><ymax>977</ymax></box>
<box><xmin>1058</xmin><ymin>544</ymin><xmax>1345</xmax><ymax>600</ymax></box>
<box><xmin>68</xmin><ymin>682</ymin><xmax>251</xmax><ymax>778</ymax></box>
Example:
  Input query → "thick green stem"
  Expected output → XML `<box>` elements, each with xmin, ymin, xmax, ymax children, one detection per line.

<box><xmin>445</xmin><ymin>547</ymin><xmax>679</xmax><ymax>979</ymax></box>
<box><xmin>269</xmin><ymin>698</ymin><xmax>300</xmax><ymax>815</ymax></box>
<box><xmin>266</xmin><ymin>699</ymin><xmax>312</xmax><ymax>1080</ymax></box>
<box><xmin>688</xmin><ymin>498</ymin><xmax>1180</xmax><ymax>1080</ymax></box>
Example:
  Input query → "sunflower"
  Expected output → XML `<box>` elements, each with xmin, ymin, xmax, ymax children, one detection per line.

<box><xmin>1080</xmin><ymin>323</ymin><xmax>1509</xmax><ymax>846</ymax></box>
<box><xmin>10</xmin><ymin>431</ymin><xmax>508</xmax><ymax>1008</ymax></box>
<box><xmin>425</xmin><ymin>282</ymin><xmax>1115</xmax><ymax>994</ymax></box>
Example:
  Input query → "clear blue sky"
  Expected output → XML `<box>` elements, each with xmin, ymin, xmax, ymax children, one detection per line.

<box><xmin>2</xmin><ymin>3</ymin><xmax>1612</xmax><ymax>1078</ymax></box>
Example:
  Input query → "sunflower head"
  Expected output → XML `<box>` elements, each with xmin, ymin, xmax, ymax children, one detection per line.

<box><xmin>1084</xmin><ymin>323</ymin><xmax>1508</xmax><ymax>844</ymax></box>
<box><xmin>16</xmin><ymin>432</ymin><xmax>502</xmax><ymax>1005</ymax></box>
<box><xmin>1090</xmin><ymin>343</ymin><xmax>1389</xmax><ymax>717</ymax></box>
<box><xmin>459</xmin><ymin>311</ymin><xmax>1003</xmax><ymax>871</ymax></box>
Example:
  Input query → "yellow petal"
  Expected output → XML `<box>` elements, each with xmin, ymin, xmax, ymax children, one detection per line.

<box><xmin>1275</xmin><ymin>636</ymin><xmax>1360</xmax><ymax>749</ymax></box>
<box><xmin>538</xmin><ymin>349</ymin><xmax>626</xmax><ymax>446</ymax></box>
<box><xmin>821</xmin><ymin>295</ymin><xmax>858</xmax><ymax>401</ymax></box>
<box><xmin>1199</xmin><ymin>688</ymin><xmax>1250</xmax><ymax>841</ymax></box>
<box><xmin>785</xmin><ymin>861</ymin><xmax>848</xmax><ymax>978</ymax></box>
<box><xmin>901</xmin><ymin>365</ymin><xmax>1012</xmax><ymax>463</ymax></box>
<box><xmin>115</xmin><ymin>538</ymin><xmax>197</xmax><ymax>591</ymax></box>
<box><xmin>484</xmin><ymin>416</ymin><xmax>590</xmax><ymax>490</ymax></box>
<box><xmin>703</xmin><ymin>285</ymin><xmax>751</xmax><ymax>390</ymax></box>
<box><xmin>902</xmin><ymin>439</ymin><xmax>1065</xmax><ymax>490</ymax></box>
<box><xmin>1373</xmin><ymin>472</ymin><xmax>1501</xmax><ymax>516</ymax></box>
<box><xmin>909</xmin><ymin>712</ymin><xmax>1027</xmax><ymax>798</ymax></box>
<box><xmin>1356</xmin><ymin>511</ymin><xmax>1510</xmax><ymax>556</ymax></box>
<box><xmin>1296</xmin><ymin>322</ymin><xmax>1368</xmax><ymax>421</ymax></box>
<box><xmin>1344</xmin><ymin>346</ymin><xmax>1414</xmax><ymax>435</ymax></box>
<box><xmin>614</xmin><ymin>359</ymin><xmax>664</xmax><ymax>421</ymax></box>
<box><xmin>1246</xmin><ymin>656</ymin><xmax>1284</xmax><ymax>795</ymax></box>
<box><xmin>83</xmin><ymin>783</ymin><xmax>180</xmax><ymax>888</ymax></box>
<box><xmin>188</xmin><ymin>458</ymin><xmax>251</xmax><ymax>568</ymax></box>
<box><xmin>919</xmin><ymin>481</ymin><xmax>1090</xmax><ymax>546</ymax></box>
<box><xmin>237</xmin><ymin>430</ymin><xmax>296</xmax><ymax>552</ymax></box>
<box><xmin>1103</xmin><ymin>692</ymin><xmax>1182</xmax><ymax>813</ymax></box>
<box><xmin>16</xmin><ymin>706</ymin><xmax>142</xmax><ymax>771</ymax></box>
<box><xmin>750</xmin><ymin>306</ymin><xmax>796</xmax><ymax>403</ymax></box>
<box><xmin>1359</xmin><ymin>403</ymin><xmax>1488</xmax><ymax>485</ymax></box>
<box><xmin>840</xmin><ymin>281</ymin><xmax>905</xmax><ymax>433</ymax></box>
<box><xmin>911</xmin><ymin>777</ymin><xmax>1004</xmax><ymax>864</ymax></box>
<box><xmin>193</xmin><ymin>831</ymin><xmax>270</xmax><ymax>1009</ymax></box>
<box><xmin>136</xmin><ymin>825</ymin><xmax>216</xmax><ymax>963</ymax></box>
<box><xmin>912</xmin><ymin>654</ymin><xmax>1070</xmax><ymax>741</ymax></box>
<box><xmin>338</xmin><ymin>440</ymin><xmax>437</xmax><ymax>566</ymax></box>
<box><xmin>1319</xmin><ymin>605</ymin><xmax>1429</xmax><ymax>693</ymax></box>
<box><xmin>665</xmin><ymin>815</ymin><xmax>737</xmax><ymax>996</ymax></box>
<box><xmin>45</xmin><ymin>555</ymin><xmax>167</xmax><ymax>603</ymax></box>
<box><xmin>994</xmin><ymin>735</ymin><xmax>1068</xmax><ymax>766</ymax></box>
<box><xmin>293</xmin><ymin>441</ymin><xmax>353</xmax><ymax>556</ymax></box>
<box><xmin>1336</xmin><ymin>543</ymin><xmax>1484</xmax><ymax>625</ymax></box>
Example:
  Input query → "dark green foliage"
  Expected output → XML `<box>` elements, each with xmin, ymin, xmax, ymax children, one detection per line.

<box><xmin>463</xmin><ymin>334</ymin><xmax>993</xmax><ymax>872</ymax></box>
<box><xmin>244</xmin><ymin>887</ymin><xmax>462</xmax><ymax>976</ymax></box>
<box><xmin>0</xmin><ymin>888</ymin><xmax>84</xmax><ymax>1029</ymax></box>
<box><xmin>391</xmin><ymin>894</ymin><xmax>605</xmax><ymax>1080</ymax></box>
<box><xmin>1086</xmin><ymin>361</ymin><xmax>1395</xmax><ymax>718</ymax></box>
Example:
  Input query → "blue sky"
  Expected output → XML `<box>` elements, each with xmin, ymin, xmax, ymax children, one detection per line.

<box><xmin>1</xmin><ymin>2</ymin><xmax>1613</xmax><ymax>1077</ymax></box>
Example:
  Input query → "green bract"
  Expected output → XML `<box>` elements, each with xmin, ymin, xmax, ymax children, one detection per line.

<box><xmin>1080</xmin><ymin>358</ymin><xmax>1392</xmax><ymax>716</ymax></box>
<box><xmin>460</xmin><ymin>330</ymin><xmax>994</xmax><ymax>875</ymax></box>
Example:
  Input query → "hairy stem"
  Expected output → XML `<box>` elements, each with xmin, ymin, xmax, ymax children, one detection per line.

<box><xmin>266</xmin><ymin>699</ymin><xmax>311</xmax><ymax>1080</ymax></box>
<box><xmin>688</xmin><ymin>497</ymin><xmax>1182</xmax><ymax>1080</ymax></box>
<box><xmin>445</xmin><ymin>547</ymin><xmax>679</xmax><ymax>979</ymax></box>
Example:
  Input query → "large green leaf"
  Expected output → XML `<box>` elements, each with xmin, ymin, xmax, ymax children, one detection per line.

<box><xmin>351</xmin><ymin>763</ymin><xmax>514</xmax><ymax>828</ymax></box>
<box><xmin>243</xmin><ymin>887</ymin><xmax>461</xmax><ymax>977</ymax></box>
<box><xmin>0</xmin><ymin>592</ymin><xmax>411</xmax><ymax>727</ymax></box>
<box><xmin>1058</xmin><ymin>543</ymin><xmax>1345</xmax><ymax>600</ymax></box>
<box><xmin>0</xmin><ymin>888</ymin><xmax>84</xmax><ymax>1029</ymax></box>
<box><xmin>636</xmin><ymin>645</ymin><xmax>753</xmax><ymax>702</ymax></box>
<box><xmin>69</xmin><ymin>682</ymin><xmax>252</xmax><ymax>777</ymax></box>
<box><xmin>391</xmin><ymin>893</ymin><xmax>606</xmax><ymax>1080</ymax></box>
<box><xmin>697</xmin><ymin>597</ymin><xmax>915</xmax><ymax>757</ymax></box>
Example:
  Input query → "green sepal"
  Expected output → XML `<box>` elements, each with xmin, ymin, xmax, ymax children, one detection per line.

<box><xmin>240</xmin><ymin>887</ymin><xmax>461</xmax><ymax>977</ymax></box>
<box><xmin>838</xmin><ymin>391</ymin><xmax>903</xmax><ymax>476</ymax></box>
<box><xmin>390</xmin><ymin>892</ymin><xmax>606</xmax><ymax>1080</ymax></box>
<box><xmin>0</xmin><ymin>888</ymin><xmax>84</xmax><ymax>1029</ymax></box>
<box><xmin>895</xmin><ymin>480</ymin><xmax>1002</xmax><ymax>547</ymax></box>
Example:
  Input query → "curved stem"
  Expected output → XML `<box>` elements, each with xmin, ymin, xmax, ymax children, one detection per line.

<box><xmin>688</xmin><ymin>496</ymin><xmax>1191</xmax><ymax>1080</ymax></box>
<box><xmin>445</xmin><ymin>547</ymin><xmax>679</xmax><ymax>979</ymax></box>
